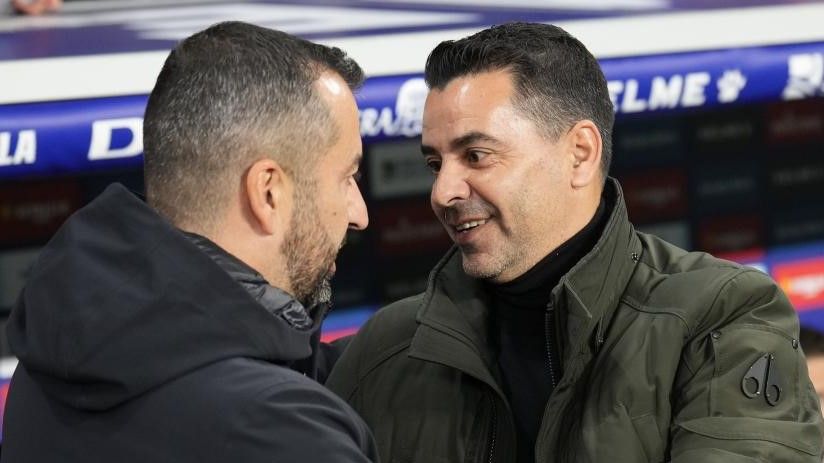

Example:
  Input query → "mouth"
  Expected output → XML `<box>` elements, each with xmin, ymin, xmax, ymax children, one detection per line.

<box><xmin>454</xmin><ymin>219</ymin><xmax>488</xmax><ymax>233</ymax></box>
<box><xmin>449</xmin><ymin>218</ymin><xmax>490</xmax><ymax>245</ymax></box>
<box><xmin>442</xmin><ymin>201</ymin><xmax>495</xmax><ymax>245</ymax></box>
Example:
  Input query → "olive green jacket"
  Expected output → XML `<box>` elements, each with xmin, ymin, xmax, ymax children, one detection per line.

<box><xmin>327</xmin><ymin>180</ymin><xmax>824</xmax><ymax>462</ymax></box>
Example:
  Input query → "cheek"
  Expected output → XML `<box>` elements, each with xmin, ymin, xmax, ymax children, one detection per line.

<box><xmin>330</xmin><ymin>185</ymin><xmax>354</xmax><ymax>224</ymax></box>
<box><xmin>318</xmin><ymin>187</ymin><xmax>346</xmax><ymax>225</ymax></box>
<box><xmin>333</xmin><ymin>194</ymin><xmax>347</xmax><ymax>220</ymax></box>
<box><xmin>507</xmin><ymin>163</ymin><xmax>563</xmax><ymax>231</ymax></box>
<box><xmin>477</xmin><ymin>163</ymin><xmax>539</xmax><ymax>215</ymax></box>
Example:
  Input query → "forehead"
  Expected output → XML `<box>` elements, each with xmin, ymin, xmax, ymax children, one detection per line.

<box><xmin>315</xmin><ymin>72</ymin><xmax>361</xmax><ymax>164</ymax></box>
<box><xmin>422</xmin><ymin>70</ymin><xmax>532</xmax><ymax>147</ymax></box>
<box><xmin>315</xmin><ymin>72</ymin><xmax>359</xmax><ymax>132</ymax></box>
<box><xmin>424</xmin><ymin>70</ymin><xmax>513</xmax><ymax>122</ymax></box>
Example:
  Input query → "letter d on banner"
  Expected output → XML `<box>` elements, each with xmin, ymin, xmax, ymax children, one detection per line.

<box><xmin>88</xmin><ymin>118</ymin><xmax>144</xmax><ymax>161</ymax></box>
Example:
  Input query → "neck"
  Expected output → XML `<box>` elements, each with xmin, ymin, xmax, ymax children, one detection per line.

<box><xmin>183</xmin><ymin>222</ymin><xmax>291</xmax><ymax>296</ymax></box>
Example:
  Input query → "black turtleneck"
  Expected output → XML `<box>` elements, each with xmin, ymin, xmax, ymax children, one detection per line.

<box><xmin>487</xmin><ymin>197</ymin><xmax>608</xmax><ymax>463</ymax></box>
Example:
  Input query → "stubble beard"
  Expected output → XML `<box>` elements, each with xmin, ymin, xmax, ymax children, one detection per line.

<box><xmin>441</xmin><ymin>198</ymin><xmax>516</xmax><ymax>281</ymax></box>
<box><xmin>282</xmin><ymin>181</ymin><xmax>340</xmax><ymax>308</ymax></box>
<box><xmin>461</xmin><ymin>251</ymin><xmax>504</xmax><ymax>280</ymax></box>
<box><xmin>467</xmin><ymin>199</ymin><xmax>534</xmax><ymax>284</ymax></box>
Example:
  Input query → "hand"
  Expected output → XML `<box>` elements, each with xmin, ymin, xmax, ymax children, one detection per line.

<box><xmin>12</xmin><ymin>0</ymin><xmax>62</xmax><ymax>15</ymax></box>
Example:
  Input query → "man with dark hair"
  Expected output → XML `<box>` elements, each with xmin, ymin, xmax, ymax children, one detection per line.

<box><xmin>327</xmin><ymin>22</ymin><xmax>823</xmax><ymax>462</ymax></box>
<box><xmin>2</xmin><ymin>21</ymin><xmax>377</xmax><ymax>462</ymax></box>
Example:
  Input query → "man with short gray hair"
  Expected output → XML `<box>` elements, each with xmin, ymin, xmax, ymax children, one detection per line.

<box><xmin>2</xmin><ymin>21</ymin><xmax>376</xmax><ymax>463</ymax></box>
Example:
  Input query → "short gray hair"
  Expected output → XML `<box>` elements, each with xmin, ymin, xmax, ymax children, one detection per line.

<box><xmin>143</xmin><ymin>21</ymin><xmax>364</xmax><ymax>230</ymax></box>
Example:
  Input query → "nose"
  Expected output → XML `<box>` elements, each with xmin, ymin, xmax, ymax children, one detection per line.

<box><xmin>431</xmin><ymin>160</ymin><xmax>470</xmax><ymax>208</ymax></box>
<box><xmin>348</xmin><ymin>182</ymin><xmax>369</xmax><ymax>230</ymax></box>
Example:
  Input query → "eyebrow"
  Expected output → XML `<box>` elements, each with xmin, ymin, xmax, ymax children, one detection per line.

<box><xmin>421</xmin><ymin>131</ymin><xmax>503</xmax><ymax>157</ymax></box>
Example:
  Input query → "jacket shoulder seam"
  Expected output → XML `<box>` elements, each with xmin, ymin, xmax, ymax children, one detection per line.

<box><xmin>626</xmin><ymin>263</ymin><xmax>751</xmax><ymax>337</ymax></box>
<box><xmin>702</xmin><ymin>267</ymin><xmax>752</xmax><ymax>332</ymax></box>
<box><xmin>635</xmin><ymin>252</ymin><xmax>741</xmax><ymax>276</ymax></box>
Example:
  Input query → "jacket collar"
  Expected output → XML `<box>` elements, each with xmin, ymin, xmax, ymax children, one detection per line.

<box><xmin>559</xmin><ymin>179</ymin><xmax>642</xmax><ymax>364</ymax></box>
<box><xmin>181</xmin><ymin>231</ymin><xmax>321</xmax><ymax>331</ymax></box>
<box><xmin>408</xmin><ymin>178</ymin><xmax>642</xmax><ymax>384</ymax></box>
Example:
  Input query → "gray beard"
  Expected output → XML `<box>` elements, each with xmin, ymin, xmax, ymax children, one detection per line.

<box><xmin>306</xmin><ymin>275</ymin><xmax>332</xmax><ymax>309</ymax></box>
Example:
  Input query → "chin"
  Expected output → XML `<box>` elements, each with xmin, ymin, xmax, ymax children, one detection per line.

<box><xmin>461</xmin><ymin>254</ymin><xmax>503</xmax><ymax>281</ymax></box>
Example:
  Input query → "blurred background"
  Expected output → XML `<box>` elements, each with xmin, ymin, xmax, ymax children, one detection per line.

<box><xmin>1</xmin><ymin>0</ymin><xmax>823</xmax><ymax>434</ymax></box>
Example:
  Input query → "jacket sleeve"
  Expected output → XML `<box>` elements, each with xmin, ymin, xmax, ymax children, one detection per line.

<box><xmin>221</xmin><ymin>378</ymin><xmax>379</xmax><ymax>462</ymax></box>
<box><xmin>669</xmin><ymin>269</ymin><xmax>824</xmax><ymax>462</ymax></box>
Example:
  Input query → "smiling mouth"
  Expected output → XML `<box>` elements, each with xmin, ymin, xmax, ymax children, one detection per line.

<box><xmin>455</xmin><ymin>219</ymin><xmax>487</xmax><ymax>233</ymax></box>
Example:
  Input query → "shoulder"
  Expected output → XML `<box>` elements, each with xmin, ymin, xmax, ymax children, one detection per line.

<box><xmin>360</xmin><ymin>293</ymin><xmax>423</xmax><ymax>347</ymax></box>
<box><xmin>172</xmin><ymin>358</ymin><xmax>365</xmax><ymax>429</ymax></box>
<box><xmin>240</xmin><ymin>367</ymin><xmax>365</xmax><ymax>430</ymax></box>
<box><xmin>126</xmin><ymin>358</ymin><xmax>374</xmax><ymax>461</ymax></box>
<box><xmin>326</xmin><ymin>293</ymin><xmax>423</xmax><ymax>398</ymax></box>
<box><xmin>625</xmin><ymin>232</ymin><xmax>795</xmax><ymax>337</ymax></box>
<box><xmin>201</xmin><ymin>357</ymin><xmax>359</xmax><ymax>411</ymax></box>
<box><xmin>207</xmin><ymin>359</ymin><xmax>376</xmax><ymax>461</ymax></box>
<box><xmin>349</xmin><ymin>293</ymin><xmax>422</xmax><ymax>362</ymax></box>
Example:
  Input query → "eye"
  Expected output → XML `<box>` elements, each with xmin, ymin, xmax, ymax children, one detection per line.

<box><xmin>467</xmin><ymin>150</ymin><xmax>487</xmax><ymax>164</ymax></box>
<box><xmin>425</xmin><ymin>158</ymin><xmax>442</xmax><ymax>174</ymax></box>
<box><xmin>352</xmin><ymin>171</ymin><xmax>363</xmax><ymax>184</ymax></box>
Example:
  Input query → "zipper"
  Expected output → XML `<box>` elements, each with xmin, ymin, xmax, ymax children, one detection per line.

<box><xmin>487</xmin><ymin>395</ymin><xmax>497</xmax><ymax>463</ymax></box>
<box><xmin>594</xmin><ymin>318</ymin><xmax>606</xmax><ymax>353</ymax></box>
<box><xmin>544</xmin><ymin>302</ymin><xmax>558</xmax><ymax>389</ymax></box>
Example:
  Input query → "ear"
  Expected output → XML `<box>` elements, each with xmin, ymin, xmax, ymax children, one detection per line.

<box><xmin>567</xmin><ymin>119</ymin><xmax>603</xmax><ymax>189</ymax></box>
<box><xmin>244</xmin><ymin>158</ymin><xmax>291</xmax><ymax>236</ymax></box>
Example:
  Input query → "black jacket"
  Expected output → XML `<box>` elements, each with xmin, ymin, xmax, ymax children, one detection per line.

<box><xmin>1</xmin><ymin>184</ymin><xmax>377</xmax><ymax>462</ymax></box>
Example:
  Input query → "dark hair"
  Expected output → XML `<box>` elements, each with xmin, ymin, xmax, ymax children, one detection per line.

<box><xmin>143</xmin><ymin>21</ymin><xmax>364</xmax><ymax>229</ymax></box>
<box><xmin>424</xmin><ymin>22</ymin><xmax>614</xmax><ymax>179</ymax></box>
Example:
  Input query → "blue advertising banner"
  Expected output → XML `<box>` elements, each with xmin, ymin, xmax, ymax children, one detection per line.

<box><xmin>0</xmin><ymin>96</ymin><xmax>148</xmax><ymax>178</ymax></box>
<box><xmin>3</xmin><ymin>41</ymin><xmax>824</xmax><ymax>179</ymax></box>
